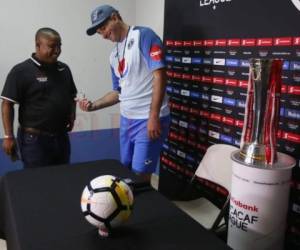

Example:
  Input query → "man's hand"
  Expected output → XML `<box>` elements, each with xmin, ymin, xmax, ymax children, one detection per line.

<box><xmin>147</xmin><ymin>116</ymin><xmax>161</xmax><ymax>140</ymax></box>
<box><xmin>2</xmin><ymin>137</ymin><xmax>18</xmax><ymax>161</ymax></box>
<box><xmin>76</xmin><ymin>98</ymin><xmax>93</xmax><ymax>112</ymax></box>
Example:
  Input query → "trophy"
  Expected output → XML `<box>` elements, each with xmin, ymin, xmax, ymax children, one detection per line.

<box><xmin>228</xmin><ymin>58</ymin><xmax>296</xmax><ymax>250</ymax></box>
<box><xmin>239</xmin><ymin>58</ymin><xmax>283</xmax><ymax>166</ymax></box>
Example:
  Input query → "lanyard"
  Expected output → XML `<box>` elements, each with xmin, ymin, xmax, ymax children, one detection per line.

<box><xmin>117</xmin><ymin>26</ymin><xmax>130</xmax><ymax>78</ymax></box>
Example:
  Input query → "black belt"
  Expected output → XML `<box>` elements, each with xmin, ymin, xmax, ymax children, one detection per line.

<box><xmin>20</xmin><ymin>127</ymin><xmax>57</xmax><ymax>137</ymax></box>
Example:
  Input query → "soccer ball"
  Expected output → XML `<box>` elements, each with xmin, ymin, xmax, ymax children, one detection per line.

<box><xmin>80</xmin><ymin>175</ymin><xmax>134</xmax><ymax>237</ymax></box>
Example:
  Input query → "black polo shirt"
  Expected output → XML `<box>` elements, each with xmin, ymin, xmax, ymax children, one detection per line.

<box><xmin>1</xmin><ymin>55</ymin><xmax>77</xmax><ymax>133</ymax></box>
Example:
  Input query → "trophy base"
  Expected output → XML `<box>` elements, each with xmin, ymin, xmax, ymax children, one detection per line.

<box><xmin>239</xmin><ymin>143</ymin><xmax>267</xmax><ymax>166</ymax></box>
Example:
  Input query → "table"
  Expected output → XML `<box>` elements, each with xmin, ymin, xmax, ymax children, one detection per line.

<box><xmin>0</xmin><ymin>160</ymin><xmax>231</xmax><ymax>250</ymax></box>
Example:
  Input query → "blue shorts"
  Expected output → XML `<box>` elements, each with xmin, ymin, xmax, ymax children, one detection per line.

<box><xmin>120</xmin><ymin>115</ymin><xmax>170</xmax><ymax>173</ymax></box>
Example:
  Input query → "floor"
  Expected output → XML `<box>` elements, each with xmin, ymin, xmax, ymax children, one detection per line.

<box><xmin>0</xmin><ymin>175</ymin><xmax>218</xmax><ymax>250</ymax></box>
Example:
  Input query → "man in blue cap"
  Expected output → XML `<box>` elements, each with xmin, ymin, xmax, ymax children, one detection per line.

<box><xmin>78</xmin><ymin>5</ymin><xmax>170</xmax><ymax>184</ymax></box>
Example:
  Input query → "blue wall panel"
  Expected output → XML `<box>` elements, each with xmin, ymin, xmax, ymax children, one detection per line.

<box><xmin>0</xmin><ymin>128</ymin><xmax>120</xmax><ymax>175</ymax></box>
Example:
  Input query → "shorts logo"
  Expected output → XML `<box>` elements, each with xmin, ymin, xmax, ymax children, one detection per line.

<box><xmin>144</xmin><ymin>159</ymin><xmax>153</xmax><ymax>165</ymax></box>
<box><xmin>150</xmin><ymin>45</ymin><xmax>162</xmax><ymax>61</ymax></box>
<box><xmin>291</xmin><ymin>0</ymin><xmax>300</xmax><ymax>11</ymax></box>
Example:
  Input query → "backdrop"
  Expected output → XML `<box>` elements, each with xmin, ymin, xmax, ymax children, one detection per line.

<box><xmin>159</xmin><ymin>1</ymin><xmax>300</xmax><ymax>249</ymax></box>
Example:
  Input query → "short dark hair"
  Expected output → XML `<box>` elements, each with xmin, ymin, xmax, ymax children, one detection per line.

<box><xmin>35</xmin><ymin>27</ymin><xmax>60</xmax><ymax>42</ymax></box>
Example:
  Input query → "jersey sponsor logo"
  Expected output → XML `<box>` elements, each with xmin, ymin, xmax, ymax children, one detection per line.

<box><xmin>36</xmin><ymin>75</ymin><xmax>48</xmax><ymax>83</ymax></box>
<box><xmin>150</xmin><ymin>45</ymin><xmax>162</xmax><ymax>61</ymax></box>
<box><xmin>127</xmin><ymin>38</ymin><xmax>134</xmax><ymax>50</ymax></box>
<box><xmin>290</xmin><ymin>0</ymin><xmax>300</xmax><ymax>11</ymax></box>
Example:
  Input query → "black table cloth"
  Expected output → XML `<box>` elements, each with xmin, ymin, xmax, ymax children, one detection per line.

<box><xmin>0</xmin><ymin>160</ymin><xmax>231</xmax><ymax>250</ymax></box>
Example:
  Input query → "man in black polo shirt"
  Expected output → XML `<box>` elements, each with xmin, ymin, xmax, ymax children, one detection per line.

<box><xmin>1</xmin><ymin>27</ymin><xmax>77</xmax><ymax>168</ymax></box>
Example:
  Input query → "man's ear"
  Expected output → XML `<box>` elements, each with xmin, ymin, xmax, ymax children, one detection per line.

<box><xmin>111</xmin><ymin>13</ymin><xmax>118</xmax><ymax>21</ymax></box>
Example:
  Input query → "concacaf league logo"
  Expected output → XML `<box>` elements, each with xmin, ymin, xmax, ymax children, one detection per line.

<box><xmin>199</xmin><ymin>0</ymin><xmax>232</xmax><ymax>10</ymax></box>
<box><xmin>291</xmin><ymin>0</ymin><xmax>300</xmax><ymax>11</ymax></box>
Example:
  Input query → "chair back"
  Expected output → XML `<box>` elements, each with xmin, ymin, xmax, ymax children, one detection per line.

<box><xmin>195</xmin><ymin>144</ymin><xmax>238</xmax><ymax>192</ymax></box>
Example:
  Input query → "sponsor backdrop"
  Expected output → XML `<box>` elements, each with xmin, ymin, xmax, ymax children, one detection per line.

<box><xmin>159</xmin><ymin>0</ymin><xmax>300</xmax><ymax>248</ymax></box>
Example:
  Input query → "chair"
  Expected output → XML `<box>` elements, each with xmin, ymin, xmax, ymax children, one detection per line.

<box><xmin>174</xmin><ymin>144</ymin><xmax>238</xmax><ymax>235</ymax></box>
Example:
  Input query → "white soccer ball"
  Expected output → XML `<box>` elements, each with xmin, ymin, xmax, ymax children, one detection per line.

<box><xmin>81</xmin><ymin>175</ymin><xmax>134</xmax><ymax>237</ymax></box>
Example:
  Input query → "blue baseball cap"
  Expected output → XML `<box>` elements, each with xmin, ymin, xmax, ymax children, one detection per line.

<box><xmin>86</xmin><ymin>5</ymin><xmax>118</xmax><ymax>36</ymax></box>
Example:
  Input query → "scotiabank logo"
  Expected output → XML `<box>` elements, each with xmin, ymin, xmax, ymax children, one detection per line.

<box><xmin>291</xmin><ymin>0</ymin><xmax>300</xmax><ymax>11</ymax></box>
<box><xmin>150</xmin><ymin>45</ymin><xmax>162</xmax><ymax>61</ymax></box>
<box><xmin>231</xmin><ymin>197</ymin><xmax>258</xmax><ymax>212</ymax></box>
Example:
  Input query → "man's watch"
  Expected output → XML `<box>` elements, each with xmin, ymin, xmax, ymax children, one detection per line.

<box><xmin>4</xmin><ymin>134</ymin><xmax>14</xmax><ymax>139</ymax></box>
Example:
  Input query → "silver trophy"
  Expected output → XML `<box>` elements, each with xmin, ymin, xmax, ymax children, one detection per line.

<box><xmin>239</xmin><ymin>58</ymin><xmax>283</xmax><ymax>166</ymax></box>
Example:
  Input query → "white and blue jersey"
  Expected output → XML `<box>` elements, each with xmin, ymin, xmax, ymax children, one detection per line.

<box><xmin>110</xmin><ymin>26</ymin><xmax>169</xmax><ymax>119</ymax></box>
<box><xmin>110</xmin><ymin>26</ymin><xmax>170</xmax><ymax>173</ymax></box>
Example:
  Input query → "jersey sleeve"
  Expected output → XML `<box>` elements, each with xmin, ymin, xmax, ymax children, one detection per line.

<box><xmin>111</xmin><ymin>66</ymin><xmax>121</xmax><ymax>92</ymax></box>
<box><xmin>1</xmin><ymin>67</ymin><xmax>22</xmax><ymax>103</ymax></box>
<box><xmin>139</xmin><ymin>27</ymin><xmax>165</xmax><ymax>72</ymax></box>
